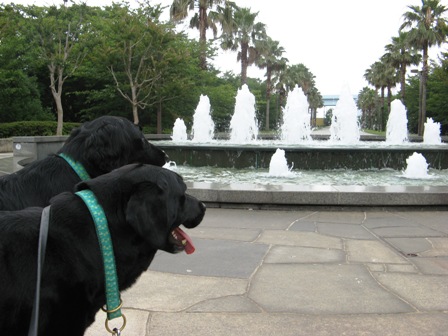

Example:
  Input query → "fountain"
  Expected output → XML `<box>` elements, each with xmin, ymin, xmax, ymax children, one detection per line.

<box><xmin>424</xmin><ymin>118</ymin><xmax>442</xmax><ymax>144</ymax></box>
<box><xmin>158</xmin><ymin>83</ymin><xmax>448</xmax><ymax>206</ymax></box>
<box><xmin>229</xmin><ymin>84</ymin><xmax>259</xmax><ymax>143</ymax></box>
<box><xmin>280</xmin><ymin>85</ymin><xmax>311</xmax><ymax>143</ymax></box>
<box><xmin>191</xmin><ymin>95</ymin><xmax>214</xmax><ymax>142</ymax></box>
<box><xmin>386</xmin><ymin>100</ymin><xmax>408</xmax><ymax>144</ymax></box>
<box><xmin>402</xmin><ymin>152</ymin><xmax>432</xmax><ymax>179</ymax></box>
<box><xmin>171</xmin><ymin>118</ymin><xmax>188</xmax><ymax>142</ymax></box>
<box><xmin>329</xmin><ymin>84</ymin><xmax>360</xmax><ymax>144</ymax></box>
<box><xmin>268</xmin><ymin>148</ymin><xmax>293</xmax><ymax>177</ymax></box>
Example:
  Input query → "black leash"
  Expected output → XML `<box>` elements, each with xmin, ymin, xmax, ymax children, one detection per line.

<box><xmin>28</xmin><ymin>205</ymin><xmax>51</xmax><ymax>336</ymax></box>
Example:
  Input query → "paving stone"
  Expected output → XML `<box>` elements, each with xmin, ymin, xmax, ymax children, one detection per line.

<box><xmin>303</xmin><ymin>211</ymin><xmax>365</xmax><ymax>224</ymax></box>
<box><xmin>346</xmin><ymin>240</ymin><xmax>408</xmax><ymax>264</ymax></box>
<box><xmin>386</xmin><ymin>264</ymin><xmax>418</xmax><ymax>273</ymax></box>
<box><xmin>147</xmin><ymin>312</ymin><xmax>448</xmax><ymax>336</ymax></box>
<box><xmin>121</xmin><ymin>271</ymin><xmax>247</xmax><ymax>312</ymax></box>
<box><xmin>385</xmin><ymin>237</ymin><xmax>433</xmax><ymax>255</ymax></box>
<box><xmin>187</xmin><ymin>295</ymin><xmax>262</xmax><ymax>313</ymax></box>
<box><xmin>420</xmin><ymin>238</ymin><xmax>448</xmax><ymax>257</ymax></box>
<box><xmin>188</xmin><ymin>227</ymin><xmax>261</xmax><ymax>242</ymax></box>
<box><xmin>256</xmin><ymin>230</ymin><xmax>342</xmax><ymax>249</ymax></box>
<box><xmin>374</xmin><ymin>273</ymin><xmax>448</xmax><ymax>311</ymax></box>
<box><xmin>248</xmin><ymin>264</ymin><xmax>413</xmax><ymax>314</ymax></box>
<box><xmin>372</xmin><ymin>226</ymin><xmax>443</xmax><ymax>238</ymax></box>
<box><xmin>412</xmin><ymin>257</ymin><xmax>448</xmax><ymax>275</ymax></box>
<box><xmin>264</xmin><ymin>246</ymin><xmax>345</xmax><ymax>264</ymax></box>
<box><xmin>200</xmin><ymin>208</ymin><xmax>311</xmax><ymax>230</ymax></box>
<box><xmin>289</xmin><ymin>221</ymin><xmax>316</xmax><ymax>232</ymax></box>
<box><xmin>317</xmin><ymin>222</ymin><xmax>376</xmax><ymax>239</ymax></box>
<box><xmin>149</xmin><ymin>239</ymin><xmax>269</xmax><ymax>278</ymax></box>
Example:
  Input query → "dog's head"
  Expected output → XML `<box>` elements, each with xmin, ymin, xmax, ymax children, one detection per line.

<box><xmin>59</xmin><ymin>116</ymin><xmax>168</xmax><ymax>176</ymax></box>
<box><xmin>76</xmin><ymin>164</ymin><xmax>205</xmax><ymax>254</ymax></box>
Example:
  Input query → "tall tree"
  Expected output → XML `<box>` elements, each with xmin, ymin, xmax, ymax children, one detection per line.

<box><xmin>219</xmin><ymin>6</ymin><xmax>266</xmax><ymax>85</ymax></box>
<box><xmin>170</xmin><ymin>0</ymin><xmax>228</xmax><ymax>70</ymax></box>
<box><xmin>101</xmin><ymin>4</ymin><xmax>167</xmax><ymax>127</ymax></box>
<box><xmin>23</xmin><ymin>3</ymin><xmax>91</xmax><ymax>135</ymax></box>
<box><xmin>255</xmin><ymin>37</ymin><xmax>288</xmax><ymax>130</ymax></box>
<box><xmin>400</xmin><ymin>0</ymin><xmax>448</xmax><ymax>135</ymax></box>
<box><xmin>364</xmin><ymin>61</ymin><xmax>388</xmax><ymax>131</ymax></box>
<box><xmin>383</xmin><ymin>32</ymin><xmax>421</xmax><ymax>101</ymax></box>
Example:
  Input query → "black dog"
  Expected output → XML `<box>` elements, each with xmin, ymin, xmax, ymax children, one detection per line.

<box><xmin>0</xmin><ymin>116</ymin><xmax>168</xmax><ymax>210</ymax></box>
<box><xmin>0</xmin><ymin>164</ymin><xmax>205</xmax><ymax>336</ymax></box>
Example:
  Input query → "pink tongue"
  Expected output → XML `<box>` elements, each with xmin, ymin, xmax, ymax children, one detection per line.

<box><xmin>173</xmin><ymin>227</ymin><xmax>195</xmax><ymax>254</ymax></box>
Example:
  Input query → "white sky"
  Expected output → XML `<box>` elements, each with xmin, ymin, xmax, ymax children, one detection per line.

<box><xmin>9</xmin><ymin>0</ymin><xmax>448</xmax><ymax>95</ymax></box>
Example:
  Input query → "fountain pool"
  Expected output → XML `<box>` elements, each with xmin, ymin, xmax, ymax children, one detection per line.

<box><xmin>170</xmin><ymin>165</ymin><xmax>448</xmax><ymax>187</ymax></box>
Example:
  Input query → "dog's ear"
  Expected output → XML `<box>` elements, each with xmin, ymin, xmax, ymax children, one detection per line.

<box><xmin>125</xmin><ymin>180</ymin><xmax>172</xmax><ymax>249</ymax></box>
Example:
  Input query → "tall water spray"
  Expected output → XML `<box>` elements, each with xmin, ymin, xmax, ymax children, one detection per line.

<box><xmin>423</xmin><ymin>118</ymin><xmax>442</xmax><ymax>144</ymax></box>
<box><xmin>191</xmin><ymin>94</ymin><xmax>214</xmax><ymax>142</ymax></box>
<box><xmin>229</xmin><ymin>84</ymin><xmax>259</xmax><ymax>143</ymax></box>
<box><xmin>329</xmin><ymin>84</ymin><xmax>360</xmax><ymax>144</ymax></box>
<box><xmin>172</xmin><ymin>118</ymin><xmax>188</xmax><ymax>141</ymax></box>
<box><xmin>280</xmin><ymin>85</ymin><xmax>312</xmax><ymax>143</ymax></box>
<box><xmin>386</xmin><ymin>99</ymin><xmax>408</xmax><ymax>144</ymax></box>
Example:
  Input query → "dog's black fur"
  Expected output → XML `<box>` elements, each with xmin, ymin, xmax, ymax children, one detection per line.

<box><xmin>0</xmin><ymin>116</ymin><xmax>168</xmax><ymax>210</ymax></box>
<box><xmin>0</xmin><ymin>164</ymin><xmax>205</xmax><ymax>336</ymax></box>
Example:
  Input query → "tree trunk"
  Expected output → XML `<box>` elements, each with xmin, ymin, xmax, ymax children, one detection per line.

<box><xmin>199</xmin><ymin>6</ymin><xmax>207</xmax><ymax>70</ymax></box>
<box><xmin>240</xmin><ymin>42</ymin><xmax>248</xmax><ymax>85</ymax></box>
<box><xmin>49</xmin><ymin>64</ymin><xmax>64</xmax><ymax>136</ymax></box>
<box><xmin>379</xmin><ymin>87</ymin><xmax>385</xmax><ymax>131</ymax></box>
<box><xmin>419</xmin><ymin>43</ymin><xmax>429</xmax><ymax>136</ymax></box>
<box><xmin>157</xmin><ymin>100</ymin><xmax>162</xmax><ymax>134</ymax></box>
<box><xmin>400</xmin><ymin>63</ymin><xmax>407</xmax><ymax>101</ymax></box>
<box><xmin>131</xmin><ymin>85</ymin><xmax>139</xmax><ymax>125</ymax></box>
<box><xmin>265</xmin><ymin>69</ymin><xmax>272</xmax><ymax>131</ymax></box>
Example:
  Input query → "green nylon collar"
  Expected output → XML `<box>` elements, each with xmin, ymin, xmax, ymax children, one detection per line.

<box><xmin>58</xmin><ymin>153</ymin><xmax>91</xmax><ymax>181</ymax></box>
<box><xmin>75</xmin><ymin>189</ymin><xmax>122</xmax><ymax>320</ymax></box>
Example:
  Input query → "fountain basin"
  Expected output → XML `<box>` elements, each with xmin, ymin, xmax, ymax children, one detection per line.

<box><xmin>186</xmin><ymin>182</ymin><xmax>448</xmax><ymax>208</ymax></box>
<box><xmin>157</xmin><ymin>142</ymin><xmax>448</xmax><ymax>170</ymax></box>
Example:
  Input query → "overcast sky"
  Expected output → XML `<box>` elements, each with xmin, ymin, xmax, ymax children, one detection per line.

<box><xmin>8</xmin><ymin>0</ymin><xmax>448</xmax><ymax>95</ymax></box>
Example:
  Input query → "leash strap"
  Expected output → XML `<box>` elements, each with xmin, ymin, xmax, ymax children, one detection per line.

<box><xmin>75</xmin><ymin>189</ymin><xmax>122</xmax><ymax>321</ymax></box>
<box><xmin>58</xmin><ymin>153</ymin><xmax>91</xmax><ymax>181</ymax></box>
<box><xmin>28</xmin><ymin>205</ymin><xmax>51</xmax><ymax>336</ymax></box>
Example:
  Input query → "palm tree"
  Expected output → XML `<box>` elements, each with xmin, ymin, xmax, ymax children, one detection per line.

<box><xmin>364</xmin><ymin>62</ymin><xmax>387</xmax><ymax>130</ymax></box>
<box><xmin>219</xmin><ymin>6</ymin><xmax>266</xmax><ymax>85</ymax></box>
<box><xmin>357</xmin><ymin>87</ymin><xmax>380</xmax><ymax>129</ymax></box>
<box><xmin>400</xmin><ymin>0</ymin><xmax>448</xmax><ymax>135</ymax></box>
<box><xmin>307</xmin><ymin>87</ymin><xmax>323</xmax><ymax>127</ymax></box>
<box><xmin>255</xmin><ymin>37</ymin><xmax>288</xmax><ymax>130</ymax></box>
<box><xmin>170</xmin><ymin>0</ymin><xmax>231</xmax><ymax>70</ymax></box>
<box><xmin>382</xmin><ymin>32</ymin><xmax>421</xmax><ymax>101</ymax></box>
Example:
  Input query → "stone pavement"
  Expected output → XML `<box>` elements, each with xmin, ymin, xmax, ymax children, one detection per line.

<box><xmin>86</xmin><ymin>208</ymin><xmax>448</xmax><ymax>336</ymax></box>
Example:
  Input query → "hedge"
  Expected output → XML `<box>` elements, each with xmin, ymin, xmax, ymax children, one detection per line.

<box><xmin>0</xmin><ymin>121</ymin><xmax>81</xmax><ymax>138</ymax></box>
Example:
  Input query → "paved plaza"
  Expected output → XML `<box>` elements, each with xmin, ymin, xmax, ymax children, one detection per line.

<box><xmin>86</xmin><ymin>207</ymin><xmax>448</xmax><ymax>336</ymax></box>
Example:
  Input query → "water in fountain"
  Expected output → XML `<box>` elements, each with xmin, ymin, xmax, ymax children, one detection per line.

<box><xmin>329</xmin><ymin>84</ymin><xmax>360</xmax><ymax>144</ymax></box>
<box><xmin>386</xmin><ymin>100</ymin><xmax>408</xmax><ymax>144</ymax></box>
<box><xmin>402</xmin><ymin>152</ymin><xmax>432</xmax><ymax>179</ymax></box>
<box><xmin>268</xmin><ymin>148</ymin><xmax>293</xmax><ymax>176</ymax></box>
<box><xmin>423</xmin><ymin>118</ymin><xmax>442</xmax><ymax>144</ymax></box>
<box><xmin>229</xmin><ymin>84</ymin><xmax>259</xmax><ymax>143</ymax></box>
<box><xmin>280</xmin><ymin>85</ymin><xmax>311</xmax><ymax>143</ymax></box>
<box><xmin>171</xmin><ymin>118</ymin><xmax>188</xmax><ymax>142</ymax></box>
<box><xmin>191</xmin><ymin>94</ymin><xmax>215</xmax><ymax>142</ymax></box>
